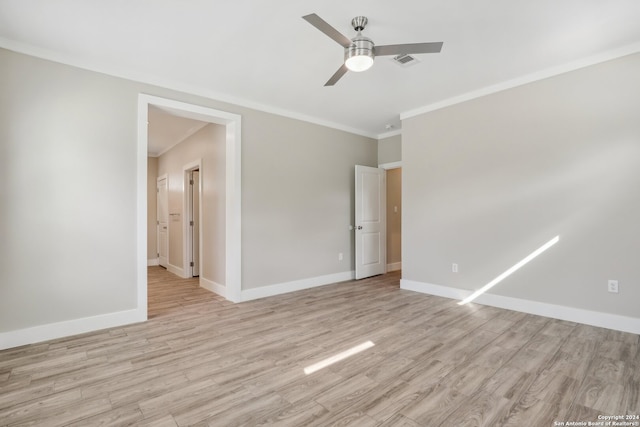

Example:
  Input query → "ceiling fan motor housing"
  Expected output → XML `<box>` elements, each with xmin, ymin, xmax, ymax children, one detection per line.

<box><xmin>351</xmin><ymin>16</ymin><xmax>368</xmax><ymax>31</ymax></box>
<box><xmin>344</xmin><ymin>16</ymin><xmax>374</xmax><ymax>72</ymax></box>
<box><xmin>345</xmin><ymin>34</ymin><xmax>375</xmax><ymax>71</ymax></box>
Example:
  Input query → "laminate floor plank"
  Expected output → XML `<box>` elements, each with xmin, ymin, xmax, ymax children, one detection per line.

<box><xmin>442</xmin><ymin>390</ymin><xmax>512</xmax><ymax>427</ymax></box>
<box><xmin>0</xmin><ymin>379</ymin><xmax>55</xmax><ymax>411</ymax></box>
<box><xmin>376</xmin><ymin>413</ymin><xmax>422</xmax><ymax>426</ymax></box>
<box><xmin>0</xmin><ymin>266</ymin><xmax>638</xmax><ymax>426</ymax></box>
<box><xmin>253</xmin><ymin>399</ymin><xmax>329</xmax><ymax>427</ymax></box>
<box><xmin>65</xmin><ymin>403</ymin><xmax>144</xmax><ymax>427</ymax></box>
<box><xmin>398</xmin><ymin>383</ymin><xmax>469</xmax><ymax>426</ymax></box>
<box><xmin>489</xmin><ymin>396</ymin><xmax>563</xmax><ymax>427</ymax></box>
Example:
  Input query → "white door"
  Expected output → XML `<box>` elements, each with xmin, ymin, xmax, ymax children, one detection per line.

<box><xmin>355</xmin><ymin>165</ymin><xmax>386</xmax><ymax>279</ymax></box>
<box><xmin>157</xmin><ymin>176</ymin><xmax>168</xmax><ymax>268</ymax></box>
<box><xmin>190</xmin><ymin>170</ymin><xmax>200</xmax><ymax>277</ymax></box>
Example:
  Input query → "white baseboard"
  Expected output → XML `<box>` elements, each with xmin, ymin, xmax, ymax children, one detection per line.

<box><xmin>0</xmin><ymin>308</ymin><xmax>146</xmax><ymax>350</ymax></box>
<box><xmin>241</xmin><ymin>271</ymin><xmax>355</xmax><ymax>302</ymax></box>
<box><xmin>401</xmin><ymin>279</ymin><xmax>640</xmax><ymax>335</ymax></box>
<box><xmin>387</xmin><ymin>262</ymin><xmax>402</xmax><ymax>272</ymax></box>
<box><xmin>147</xmin><ymin>258</ymin><xmax>159</xmax><ymax>267</ymax></box>
<box><xmin>200</xmin><ymin>277</ymin><xmax>226</xmax><ymax>298</ymax></box>
<box><xmin>167</xmin><ymin>263</ymin><xmax>185</xmax><ymax>278</ymax></box>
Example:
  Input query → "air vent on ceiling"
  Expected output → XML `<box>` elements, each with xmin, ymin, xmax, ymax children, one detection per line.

<box><xmin>392</xmin><ymin>54</ymin><xmax>420</xmax><ymax>67</ymax></box>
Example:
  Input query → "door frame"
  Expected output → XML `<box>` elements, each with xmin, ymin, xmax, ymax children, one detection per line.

<box><xmin>183</xmin><ymin>160</ymin><xmax>202</xmax><ymax>279</ymax></box>
<box><xmin>379</xmin><ymin>161</ymin><xmax>402</xmax><ymax>272</ymax></box>
<box><xmin>156</xmin><ymin>174</ymin><xmax>169</xmax><ymax>268</ymax></box>
<box><xmin>137</xmin><ymin>94</ymin><xmax>242</xmax><ymax>322</ymax></box>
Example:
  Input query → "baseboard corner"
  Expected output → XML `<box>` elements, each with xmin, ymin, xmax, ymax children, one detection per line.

<box><xmin>200</xmin><ymin>277</ymin><xmax>226</xmax><ymax>298</ymax></box>
<box><xmin>241</xmin><ymin>270</ymin><xmax>355</xmax><ymax>302</ymax></box>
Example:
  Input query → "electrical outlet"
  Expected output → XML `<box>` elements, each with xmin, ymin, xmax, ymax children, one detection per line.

<box><xmin>452</xmin><ymin>263</ymin><xmax>459</xmax><ymax>273</ymax></box>
<box><xmin>608</xmin><ymin>280</ymin><xmax>619</xmax><ymax>293</ymax></box>
<box><xmin>338</xmin><ymin>253</ymin><xmax>344</xmax><ymax>261</ymax></box>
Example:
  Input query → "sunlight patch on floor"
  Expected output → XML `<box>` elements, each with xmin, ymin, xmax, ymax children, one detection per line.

<box><xmin>304</xmin><ymin>341</ymin><xmax>375</xmax><ymax>375</ymax></box>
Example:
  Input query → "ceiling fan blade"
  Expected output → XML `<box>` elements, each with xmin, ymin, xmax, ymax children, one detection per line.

<box><xmin>303</xmin><ymin>13</ymin><xmax>352</xmax><ymax>48</ymax></box>
<box><xmin>374</xmin><ymin>42</ymin><xmax>443</xmax><ymax>57</ymax></box>
<box><xmin>324</xmin><ymin>64</ymin><xmax>349</xmax><ymax>86</ymax></box>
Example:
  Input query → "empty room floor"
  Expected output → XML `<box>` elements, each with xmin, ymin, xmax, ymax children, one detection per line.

<box><xmin>0</xmin><ymin>267</ymin><xmax>638</xmax><ymax>426</ymax></box>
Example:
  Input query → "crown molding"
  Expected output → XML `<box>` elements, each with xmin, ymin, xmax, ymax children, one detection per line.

<box><xmin>376</xmin><ymin>128</ymin><xmax>402</xmax><ymax>140</ymax></box>
<box><xmin>0</xmin><ymin>37</ymin><xmax>377</xmax><ymax>139</ymax></box>
<box><xmin>401</xmin><ymin>42</ymin><xmax>640</xmax><ymax>120</ymax></box>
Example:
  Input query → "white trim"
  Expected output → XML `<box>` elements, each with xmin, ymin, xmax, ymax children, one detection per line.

<box><xmin>182</xmin><ymin>159</ymin><xmax>202</xmax><ymax>280</ymax></box>
<box><xmin>378</xmin><ymin>161</ymin><xmax>402</xmax><ymax>170</ymax></box>
<box><xmin>136</xmin><ymin>97</ymin><xmax>149</xmax><ymax>324</ymax></box>
<box><xmin>200</xmin><ymin>278</ymin><xmax>226</xmax><ymax>298</ymax></box>
<box><xmin>138</xmin><ymin>94</ymin><xmax>242</xmax><ymax>304</ymax></box>
<box><xmin>387</xmin><ymin>262</ymin><xmax>402</xmax><ymax>272</ymax></box>
<box><xmin>155</xmin><ymin>173</ymin><xmax>169</xmax><ymax>270</ymax></box>
<box><xmin>3</xmin><ymin>37</ymin><xmax>639</xmax><ymax>139</ymax></box>
<box><xmin>225</xmin><ymin>118</ymin><xmax>242</xmax><ymax>302</ymax></box>
<box><xmin>377</xmin><ymin>128</ymin><xmax>402</xmax><ymax>139</ymax></box>
<box><xmin>166</xmin><ymin>263</ymin><xmax>185</xmax><ymax>279</ymax></box>
<box><xmin>401</xmin><ymin>279</ymin><xmax>640</xmax><ymax>335</ymax></box>
<box><xmin>241</xmin><ymin>271</ymin><xmax>355</xmax><ymax>302</ymax></box>
<box><xmin>0</xmin><ymin>309</ymin><xmax>145</xmax><ymax>350</ymax></box>
<box><xmin>401</xmin><ymin>41</ymin><xmax>640</xmax><ymax>120</ymax></box>
<box><xmin>147</xmin><ymin>258</ymin><xmax>159</xmax><ymax>267</ymax></box>
<box><xmin>0</xmin><ymin>37</ymin><xmax>375</xmax><ymax>139</ymax></box>
<box><xmin>401</xmin><ymin>279</ymin><xmax>469</xmax><ymax>300</ymax></box>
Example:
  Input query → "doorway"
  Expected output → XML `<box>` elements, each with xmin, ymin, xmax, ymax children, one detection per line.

<box><xmin>157</xmin><ymin>174</ymin><xmax>168</xmax><ymax>269</ymax></box>
<box><xmin>137</xmin><ymin>94</ymin><xmax>243</xmax><ymax>323</ymax></box>
<box><xmin>185</xmin><ymin>165</ymin><xmax>201</xmax><ymax>278</ymax></box>
<box><xmin>377</xmin><ymin>161</ymin><xmax>402</xmax><ymax>273</ymax></box>
<box><xmin>385</xmin><ymin>167</ymin><xmax>402</xmax><ymax>272</ymax></box>
<box><xmin>353</xmin><ymin>163</ymin><xmax>402</xmax><ymax>279</ymax></box>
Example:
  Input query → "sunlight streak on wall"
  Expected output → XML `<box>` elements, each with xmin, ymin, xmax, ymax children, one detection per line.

<box><xmin>458</xmin><ymin>235</ymin><xmax>560</xmax><ymax>305</ymax></box>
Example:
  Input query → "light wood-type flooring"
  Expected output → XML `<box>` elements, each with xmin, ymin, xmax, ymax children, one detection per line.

<box><xmin>1</xmin><ymin>267</ymin><xmax>638</xmax><ymax>426</ymax></box>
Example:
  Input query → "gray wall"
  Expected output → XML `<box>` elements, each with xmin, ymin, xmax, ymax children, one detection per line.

<box><xmin>402</xmin><ymin>53</ymin><xmax>640</xmax><ymax>318</ymax></box>
<box><xmin>1</xmin><ymin>50</ymin><xmax>139</xmax><ymax>332</ymax></box>
<box><xmin>0</xmin><ymin>48</ymin><xmax>377</xmax><ymax>335</ymax></box>
<box><xmin>378</xmin><ymin>134</ymin><xmax>401</xmax><ymax>165</ymax></box>
<box><xmin>242</xmin><ymin>113</ymin><xmax>377</xmax><ymax>289</ymax></box>
<box><xmin>156</xmin><ymin>124</ymin><xmax>226</xmax><ymax>285</ymax></box>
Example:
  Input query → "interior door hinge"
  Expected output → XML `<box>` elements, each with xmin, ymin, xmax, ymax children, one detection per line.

<box><xmin>190</xmin><ymin>261</ymin><xmax>194</xmax><ymax>267</ymax></box>
<box><xmin>190</xmin><ymin>220</ymin><xmax>194</xmax><ymax>226</ymax></box>
<box><xmin>190</xmin><ymin>179</ymin><xmax>194</xmax><ymax>185</ymax></box>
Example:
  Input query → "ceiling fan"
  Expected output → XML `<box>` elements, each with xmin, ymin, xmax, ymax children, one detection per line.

<box><xmin>302</xmin><ymin>13</ymin><xmax>443</xmax><ymax>86</ymax></box>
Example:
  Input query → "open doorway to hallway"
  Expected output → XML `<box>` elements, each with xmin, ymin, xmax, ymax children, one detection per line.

<box><xmin>146</xmin><ymin>110</ymin><xmax>223</xmax><ymax>311</ymax></box>
<box><xmin>138</xmin><ymin>94</ymin><xmax>243</xmax><ymax>319</ymax></box>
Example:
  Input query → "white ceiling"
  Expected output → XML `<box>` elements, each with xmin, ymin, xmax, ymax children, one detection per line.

<box><xmin>147</xmin><ymin>106</ymin><xmax>208</xmax><ymax>157</ymax></box>
<box><xmin>1</xmin><ymin>0</ymin><xmax>640</xmax><ymax>138</ymax></box>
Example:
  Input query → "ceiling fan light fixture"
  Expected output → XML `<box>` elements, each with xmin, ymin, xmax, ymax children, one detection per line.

<box><xmin>344</xmin><ymin>35</ymin><xmax>375</xmax><ymax>72</ymax></box>
<box><xmin>345</xmin><ymin>53</ymin><xmax>374</xmax><ymax>72</ymax></box>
